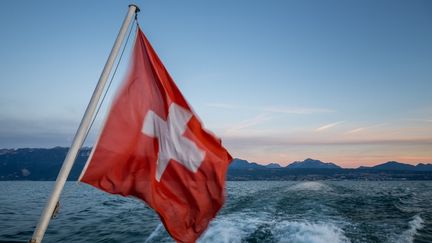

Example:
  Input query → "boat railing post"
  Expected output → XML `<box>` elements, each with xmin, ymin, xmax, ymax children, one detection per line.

<box><xmin>30</xmin><ymin>4</ymin><xmax>140</xmax><ymax>243</ymax></box>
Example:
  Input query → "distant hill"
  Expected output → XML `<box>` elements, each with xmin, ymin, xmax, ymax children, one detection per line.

<box><xmin>230</xmin><ymin>158</ymin><xmax>342</xmax><ymax>170</ymax></box>
<box><xmin>265</xmin><ymin>163</ymin><xmax>281</xmax><ymax>169</ymax></box>
<box><xmin>416</xmin><ymin>163</ymin><xmax>432</xmax><ymax>171</ymax></box>
<box><xmin>286</xmin><ymin>158</ymin><xmax>341</xmax><ymax>169</ymax></box>
<box><xmin>0</xmin><ymin>147</ymin><xmax>89</xmax><ymax>180</ymax></box>
<box><xmin>359</xmin><ymin>161</ymin><xmax>432</xmax><ymax>171</ymax></box>
<box><xmin>372</xmin><ymin>161</ymin><xmax>415</xmax><ymax>170</ymax></box>
<box><xmin>1</xmin><ymin>147</ymin><xmax>432</xmax><ymax>181</ymax></box>
<box><xmin>230</xmin><ymin>158</ymin><xmax>265</xmax><ymax>169</ymax></box>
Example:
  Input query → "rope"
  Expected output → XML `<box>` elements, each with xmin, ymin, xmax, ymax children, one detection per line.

<box><xmin>82</xmin><ymin>15</ymin><xmax>138</xmax><ymax>144</ymax></box>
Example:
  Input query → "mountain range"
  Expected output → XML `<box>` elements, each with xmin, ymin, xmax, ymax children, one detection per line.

<box><xmin>230</xmin><ymin>158</ymin><xmax>432</xmax><ymax>171</ymax></box>
<box><xmin>1</xmin><ymin>147</ymin><xmax>432</xmax><ymax>181</ymax></box>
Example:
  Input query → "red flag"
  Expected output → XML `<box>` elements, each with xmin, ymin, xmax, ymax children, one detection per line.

<box><xmin>80</xmin><ymin>27</ymin><xmax>232</xmax><ymax>242</ymax></box>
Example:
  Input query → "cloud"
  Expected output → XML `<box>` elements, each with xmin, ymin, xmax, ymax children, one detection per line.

<box><xmin>223</xmin><ymin>132</ymin><xmax>432</xmax><ymax>166</ymax></box>
<box><xmin>346</xmin><ymin>127</ymin><xmax>364</xmax><ymax>134</ymax></box>
<box><xmin>206</xmin><ymin>103</ymin><xmax>334</xmax><ymax>114</ymax></box>
<box><xmin>346</xmin><ymin>123</ymin><xmax>386</xmax><ymax>134</ymax></box>
<box><xmin>406</xmin><ymin>118</ymin><xmax>432</xmax><ymax>123</ymax></box>
<box><xmin>261</xmin><ymin>107</ymin><xmax>334</xmax><ymax>114</ymax></box>
<box><xmin>0</xmin><ymin>117</ymin><xmax>99</xmax><ymax>148</ymax></box>
<box><xmin>315</xmin><ymin>121</ymin><xmax>344</xmax><ymax>132</ymax></box>
<box><xmin>224</xmin><ymin>113</ymin><xmax>272</xmax><ymax>135</ymax></box>
<box><xmin>223</xmin><ymin>133</ymin><xmax>432</xmax><ymax>148</ymax></box>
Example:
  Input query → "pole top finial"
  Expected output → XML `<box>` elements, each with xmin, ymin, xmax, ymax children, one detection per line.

<box><xmin>128</xmin><ymin>4</ymin><xmax>140</xmax><ymax>13</ymax></box>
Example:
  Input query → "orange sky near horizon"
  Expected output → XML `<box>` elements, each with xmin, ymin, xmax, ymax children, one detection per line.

<box><xmin>218</xmin><ymin>120</ymin><xmax>432</xmax><ymax>168</ymax></box>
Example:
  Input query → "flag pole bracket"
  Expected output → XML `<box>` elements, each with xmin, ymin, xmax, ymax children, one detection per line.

<box><xmin>129</xmin><ymin>4</ymin><xmax>140</xmax><ymax>13</ymax></box>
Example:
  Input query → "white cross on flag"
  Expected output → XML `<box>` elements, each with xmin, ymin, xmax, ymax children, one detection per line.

<box><xmin>142</xmin><ymin>103</ymin><xmax>206</xmax><ymax>182</ymax></box>
<box><xmin>79</xmin><ymin>27</ymin><xmax>232</xmax><ymax>242</ymax></box>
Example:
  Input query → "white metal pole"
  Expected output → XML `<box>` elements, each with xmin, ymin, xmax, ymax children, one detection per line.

<box><xmin>30</xmin><ymin>4</ymin><xmax>140</xmax><ymax>243</ymax></box>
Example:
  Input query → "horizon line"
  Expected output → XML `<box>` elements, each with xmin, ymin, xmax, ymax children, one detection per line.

<box><xmin>1</xmin><ymin>146</ymin><xmax>431</xmax><ymax>169</ymax></box>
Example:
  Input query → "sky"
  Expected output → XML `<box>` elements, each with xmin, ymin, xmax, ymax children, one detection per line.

<box><xmin>0</xmin><ymin>0</ymin><xmax>431</xmax><ymax>167</ymax></box>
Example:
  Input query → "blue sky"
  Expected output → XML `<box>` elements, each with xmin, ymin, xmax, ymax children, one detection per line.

<box><xmin>0</xmin><ymin>1</ymin><xmax>431</xmax><ymax>167</ymax></box>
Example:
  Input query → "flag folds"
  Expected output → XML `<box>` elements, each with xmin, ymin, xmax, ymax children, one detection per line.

<box><xmin>80</xmin><ymin>27</ymin><xmax>232</xmax><ymax>242</ymax></box>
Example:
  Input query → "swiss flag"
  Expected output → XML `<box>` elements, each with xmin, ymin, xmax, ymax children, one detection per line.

<box><xmin>80</xmin><ymin>27</ymin><xmax>232</xmax><ymax>242</ymax></box>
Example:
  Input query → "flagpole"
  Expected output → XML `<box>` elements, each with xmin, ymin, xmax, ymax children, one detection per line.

<box><xmin>30</xmin><ymin>4</ymin><xmax>140</xmax><ymax>243</ymax></box>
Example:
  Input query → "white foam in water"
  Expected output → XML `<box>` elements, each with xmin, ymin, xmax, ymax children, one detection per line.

<box><xmin>394</xmin><ymin>215</ymin><xmax>424</xmax><ymax>243</ymax></box>
<box><xmin>273</xmin><ymin>221</ymin><xmax>350</xmax><ymax>243</ymax></box>
<box><xmin>199</xmin><ymin>212</ymin><xmax>350</xmax><ymax>243</ymax></box>
<box><xmin>198</xmin><ymin>212</ymin><xmax>267</xmax><ymax>243</ymax></box>
<box><xmin>144</xmin><ymin>223</ymin><xmax>164</xmax><ymax>243</ymax></box>
<box><xmin>288</xmin><ymin>181</ymin><xmax>332</xmax><ymax>192</ymax></box>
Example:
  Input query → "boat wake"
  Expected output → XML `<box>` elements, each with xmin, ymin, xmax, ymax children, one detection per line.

<box><xmin>199</xmin><ymin>213</ymin><xmax>349</xmax><ymax>243</ymax></box>
<box><xmin>287</xmin><ymin>181</ymin><xmax>333</xmax><ymax>192</ymax></box>
<box><xmin>144</xmin><ymin>223</ymin><xmax>163</xmax><ymax>243</ymax></box>
<box><xmin>273</xmin><ymin>220</ymin><xmax>350</xmax><ymax>243</ymax></box>
<box><xmin>393</xmin><ymin>214</ymin><xmax>424</xmax><ymax>243</ymax></box>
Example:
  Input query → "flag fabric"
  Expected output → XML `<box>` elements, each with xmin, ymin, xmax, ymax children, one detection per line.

<box><xmin>79</xmin><ymin>27</ymin><xmax>232</xmax><ymax>242</ymax></box>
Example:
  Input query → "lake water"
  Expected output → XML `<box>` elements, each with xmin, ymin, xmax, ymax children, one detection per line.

<box><xmin>1</xmin><ymin>181</ymin><xmax>431</xmax><ymax>243</ymax></box>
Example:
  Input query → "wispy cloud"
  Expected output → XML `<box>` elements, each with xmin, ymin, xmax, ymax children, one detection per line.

<box><xmin>206</xmin><ymin>103</ymin><xmax>334</xmax><ymax>114</ymax></box>
<box><xmin>260</xmin><ymin>107</ymin><xmax>334</xmax><ymax>114</ymax></box>
<box><xmin>0</xmin><ymin>117</ymin><xmax>79</xmax><ymax>148</ymax></box>
<box><xmin>223</xmin><ymin>133</ymin><xmax>432</xmax><ymax>147</ymax></box>
<box><xmin>405</xmin><ymin>118</ymin><xmax>432</xmax><ymax>123</ymax></box>
<box><xmin>224</xmin><ymin>113</ymin><xmax>272</xmax><ymax>135</ymax></box>
<box><xmin>346</xmin><ymin>127</ymin><xmax>365</xmax><ymax>134</ymax></box>
<box><xmin>346</xmin><ymin>123</ymin><xmax>386</xmax><ymax>134</ymax></box>
<box><xmin>315</xmin><ymin>121</ymin><xmax>344</xmax><ymax>132</ymax></box>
